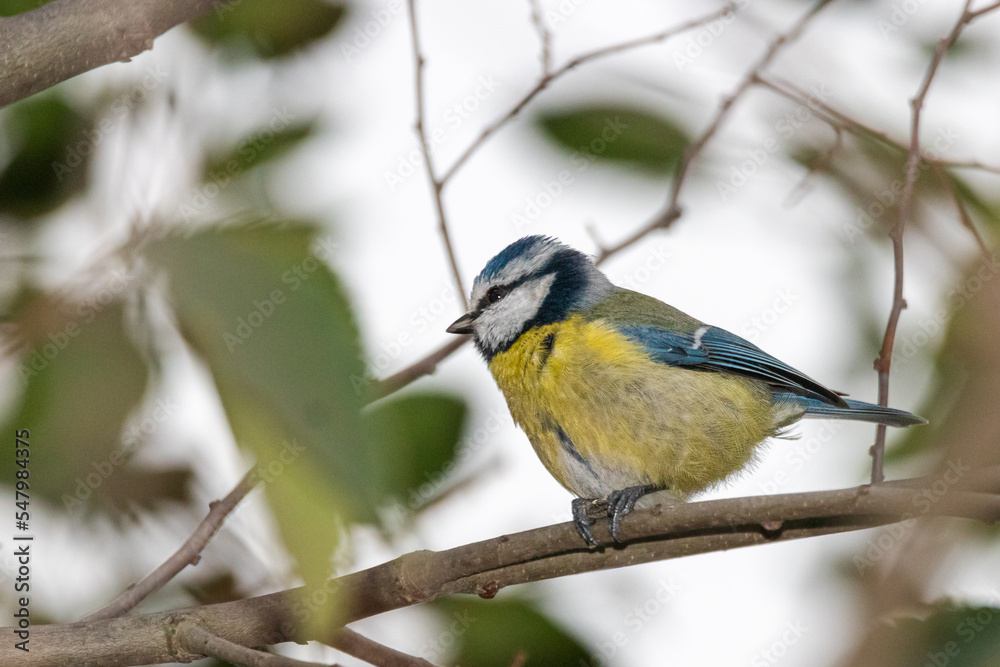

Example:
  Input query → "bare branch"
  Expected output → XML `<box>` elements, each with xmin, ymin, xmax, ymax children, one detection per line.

<box><xmin>406</xmin><ymin>0</ymin><xmax>468</xmax><ymax>309</ymax></box>
<box><xmin>870</xmin><ymin>0</ymin><xmax>1000</xmax><ymax>483</ymax></box>
<box><xmin>82</xmin><ymin>468</ymin><xmax>258</xmax><ymax>621</ymax></box>
<box><xmin>380</xmin><ymin>5</ymin><xmax>738</xmax><ymax>397</ymax></box>
<box><xmin>330</xmin><ymin>628</ymin><xmax>438</xmax><ymax>667</ymax></box>
<box><xmin>439</xmin><ymin>5</ymin><xmax>737</xmax><ymax>184</ymax></box>
<box><xmin>527</xmin><ymin>0</ymin><xmax>553</xmax><ymax>77</ymax></box>
<box><xmin>9</xmin><ymin>481</ymin><xmax>1000</xmax><ymax>666</ymax></box>
<box><xmin>176</xmin><ymin>620</ymin><xmax>337</xmax><ymax>667</ymax></box>
<box><xmin>655</xmin><ymin>0</ymin><xmax>837</xmax><ymax>229</ymax></box>
<box><xmin>369</xmin><ymin>336</ymin><xmax>469</xmax><ymax>401</ymax></box>
<box><xmin>0</xmin><ymin>0</ymin><xmax>223</xmax><ymax>109</ymax></box>
<box><xmin>935</xmin><ymin>158</ymin><xmax>1000</xmax><ymax>176</ymax></box>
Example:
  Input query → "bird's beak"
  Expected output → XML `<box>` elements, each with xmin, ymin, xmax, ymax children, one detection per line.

<box><xmin>446</xmin><ymin>312</ymin><xmax>476</xmax><ymax>334</ymax></box>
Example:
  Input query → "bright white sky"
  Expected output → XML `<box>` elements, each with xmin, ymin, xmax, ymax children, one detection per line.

<box><xmin>6</xmin><ymin>0</ymin><xmax>1000</xmax><ymax>665</ymax></box>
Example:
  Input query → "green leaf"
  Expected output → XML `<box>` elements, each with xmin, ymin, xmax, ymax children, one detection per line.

<box><xmin>430</xmin><ymin>597</ymin><xmax>593</xmax><ymax>667</ymax></box>
<box><xmin>363</xmin><ymin>393</ymin><xmax>466</xmax><ymax>510</ymax></box>
<box><xmin>0</xmin><ymin>95</ymin><xmax>90</xmax><ymax>218</ymax></box>
<box><xmin>537</xmin><ymin>106</ymin><xmax>689</xmax><ymax>174</ymax></box>
<box><xmin>190</xmin><ymin>0</ymin><xmax>348</xmax><ymax>59</ymax></box>
<box><xmin>202</xmin><ymin>119</ymin><xmax>317</xmax><ymax>183</ymax></box>
<box><xmin>0</xmin><ymin>300</ymin><xmax>150</xmax><ymax>510</ymax></box>
<box><xmin>0</xmin><ymin>0</ymin><xmax>56</xmax><ymax>17</ymax></box>
<box><xmin>148</xmin><ymin>221</ymin><xmax>367</xmax><ymax>616</ymax></box>
<box><xmin>864</xmin><ymin>602</ymin><xmax>1000</xmax><ymax>667</ymax></box>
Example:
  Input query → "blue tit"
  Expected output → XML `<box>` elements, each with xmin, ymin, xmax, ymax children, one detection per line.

<box><xmin>446</xmin><ymin>235</ymin><xmax>925</xmax><ymax>546</ymax></box>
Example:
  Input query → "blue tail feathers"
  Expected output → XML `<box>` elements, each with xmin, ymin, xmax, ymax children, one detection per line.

<box><xmin>777</xmin><ymin>394</ymin><xmax>926</xmax><ymax>427</ymax></box>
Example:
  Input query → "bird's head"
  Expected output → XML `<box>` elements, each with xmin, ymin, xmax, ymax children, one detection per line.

<box><xmin>447</xmin><ymin>236</ymin><xmax>614</xmax><ymax>359</ymax></box>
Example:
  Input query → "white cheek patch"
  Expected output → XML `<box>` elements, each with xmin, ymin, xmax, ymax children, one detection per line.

<box><xmin>475</xmin><ymin>273</ymin><xmax>557</xmax><ymax>352</ymax></box>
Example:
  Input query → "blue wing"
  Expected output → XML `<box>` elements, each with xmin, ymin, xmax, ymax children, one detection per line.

<box><xmin>616</xmin><ymin>324</ymin><xmax>848</xmax><ymax>407</ymax></box>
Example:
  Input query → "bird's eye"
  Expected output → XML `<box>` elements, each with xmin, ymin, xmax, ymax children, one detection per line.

<box><xmin>487</xmin><ymin>285</ymin><xmax>509</xmax><ymax>304</ymax></box>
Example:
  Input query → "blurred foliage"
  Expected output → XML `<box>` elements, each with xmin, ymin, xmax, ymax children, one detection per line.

<box><xmin>189</xmin><ymin>0</ymin><xmax>348</xmax><ymax>59</ymax></box>
<box><xmin>886</xmin><ymin>254</ymin><xmax>1000</xmax><ymax>469</ymax></box>
<box><xmin>201</xmin><ymin>119</ymin><xmax>318</xmax><ymax>183</ymax></box>
<box><xmin>0</xmin><ymin>297</ymin><xmax>192</xmax><ymax>513</ymax></box>
<box><xmin>147</xmin><ymin>221</ymin><xmax>468</xmax><ymax>628</ymax></box>
<box><xmin>862</xmin><ymin>603</ymin><xmax>1000</xmax><ymax>667</ymax></box>
<box><xmin>537</xmin><ymin>106</ymin><xmax>689</xmax><ymax>174</ymax></box>
<box><xmin>431</xmin><ymin>597</ymin><xmax>593</xmax><ymax>667</ymax></box>
<box><xmin>362</xmin><ymin>393</ymin><xmax>466</xmax><ymax>508</ymax></box>
<box><xmin>789</xmin><ymin>133</ymin><xmax>1000</xmax><ymax>244</ymax></box>
<box><xmin>0</xmin><ymin>0</ymin><xmax>55</xmax><ymax>17</ymax></box>
<box><xmin>0</xmin><ymin>95</ymin><xmax>90</xmax><ymax>219</ymax></box>
<box><xmin>148</xmin><ymin>221</ymin><xmax>364</xmax><ymax>610</ymax></box>
<box><xmin>185</xmin><ymin>573</ymin><xmax>246</xmax><ymax>606</ymax></box>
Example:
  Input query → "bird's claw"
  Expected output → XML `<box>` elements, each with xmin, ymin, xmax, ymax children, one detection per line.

<box><xmin>572</xmin><ymin>497</ymin><xmax>601</xmax><ymax>547</ymax></box>
<box><xmin>572</xmin><ymin>485</ymin><xmax>664</xmax><ymax>546</ymax></box>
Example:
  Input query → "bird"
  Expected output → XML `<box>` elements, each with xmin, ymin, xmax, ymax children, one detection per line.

<box><xmin>446</xmin><ymin>235</ymin><xmax>925</xmax><ymax>546</ymax></box>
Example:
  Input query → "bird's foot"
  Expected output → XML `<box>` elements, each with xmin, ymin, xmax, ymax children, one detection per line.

<box><xmin>572</xmin><ymin>485</ymin><xmax>665</xmax><ymax>546</ymax></box>
<box><xmin>607</xmin><ymin>484</ymin><xmax>664</xmax><ymax>543</ymax></box>
<box><xmin>571</xmin><ymin>497</ymin><xmax>605</xmax><ymax>547</ymax></box>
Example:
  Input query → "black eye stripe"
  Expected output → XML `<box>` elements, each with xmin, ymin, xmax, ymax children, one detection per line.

<box><xmin>475</xmin><ymin>260</ymin><xmax>560</xmax><ymax>313</ymax></box>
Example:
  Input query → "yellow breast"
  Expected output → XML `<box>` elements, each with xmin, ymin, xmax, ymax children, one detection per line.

<box><xmin>487</xmin><ymin>315</ymin><xmax>776</xmax><ymax>499</ymax></box>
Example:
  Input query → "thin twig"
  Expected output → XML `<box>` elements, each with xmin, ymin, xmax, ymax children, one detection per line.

<box><xmin>527</xmin><ymin>0</ymin><xmax>552</xmax><ymax>77</ymax></box>
<box><xmin>379</xmin><ymin>5</ymin><xmax>738</xmax><ymax>396</ymax></box>
<box><xmin>331</xmin><ymin>628</ymin><xmax>437</xmax><ymax>667</ymax></box>
<box><xmin>82</xmin><ymin>468</ymin><xmax>258</xmax><ymax>621</ymax></box>
<box><xmin>369</xmin><ymin>336</ymin><xmax>468</xmax><ymax>401</ymax></box>
<box><xmin>655</xmin><ymin>0</ymin><xmax>836</xmax><ymax>229</ymax></box>
<box><xmin>870</xmin><ymin>0</ymin><xmax>1000</xmax><ymax>484</ymax></box>
<box><xmin>176</xmin><ymin>620</ymin><xmax>336</xmax><ymax>667</ymax></box>
<box><xmin>595</xmin><ymin>0</ymin><xmax>835</xmax><ymax>263</ymax></box>
<box><xmin>935</xmin><ymin>158</ymin><xmax>1000</xmax><ymax>176</ymax></box>
<box><xmin>406</xmin><ymin>0</ymin><xmax>468</xmax><ymax>309</ymax></box>
<box><xmin>439</xmin><ymin>4</ymin><xmax>737</xmax><ymax>184</ymax></box>
<box><xmin>930</xmin><ymin>162</ymin><xmax>992</xmax><ymax>259</ymax></box>
<box><xmin>784</xmin><ymin>125</ymin><xmax>844</xmax><ymax>207</ymax></box>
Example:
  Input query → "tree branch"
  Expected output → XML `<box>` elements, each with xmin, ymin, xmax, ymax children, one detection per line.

<box><xmin>81</xmin><ymin>468</ymin><xmax>259</xmax><ymax>621</ymax></box>
<box><xmin>176</xmin><ymin>620</ymin><xmax>337</xmax><ymax>667</ymax></box>
<box><xmin>0</xmin><ymin>0</ymin><xmax>224</xmax><ymax>109</ymax></box>
<box><xmin>406</xmin><ymin>0</ymin><xmax>468</xmax><ymax>309</ymax></box>
<box><xmin>330</xmin><ymin>628</ymin><xmax>438</xmax><ymax>667</ymax></box>
<box><xmin>8</xmin><ymin>481</ymin><xmax>1000</xmax><ymax>667</ymax></box>
<box><xmin>650</xmin><ymin>0</ymin><xmax>836</xmax><ymax>233</ymax></box>
<box><xmin>870</xmin><ymin>0</ymin><xmax>1000</xmax><ymax>483</ymax></box>
<box><xmin>439</xmin><ymin>4</ymin><xmax>737</xmax><ymax>185</ymax></box>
